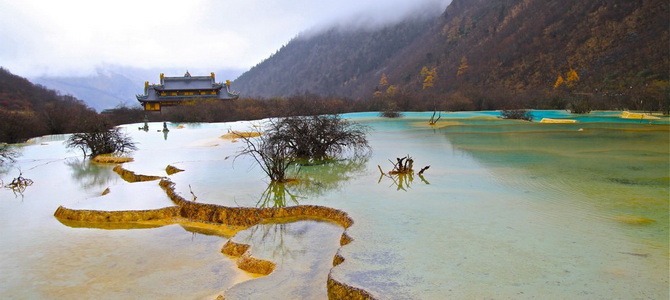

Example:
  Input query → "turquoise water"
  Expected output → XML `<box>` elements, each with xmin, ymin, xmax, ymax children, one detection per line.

<box><xmin>0</xmin><ymin>111</ymin><xmax>667</xmax><ymax>299</ymax></box>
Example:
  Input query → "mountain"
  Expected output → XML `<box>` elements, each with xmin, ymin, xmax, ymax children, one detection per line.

<box><xmin>233</xmin><ymin>15</ymin><xmax>435</xmax><ymax>98</ymax></box>
<box><xmin>32</xmin><ymin>66</ymin><xmax>245</xmax><ymax>112</ymax></box>
<box><xmin>234</xmin><ymin>0</ymin><xmax>669</xmax><ymax>110</ymax></box>
<box><xmin>33</xmin><ymin>70</ymin><xmax>142</xmax><ymax>111</ymax></box>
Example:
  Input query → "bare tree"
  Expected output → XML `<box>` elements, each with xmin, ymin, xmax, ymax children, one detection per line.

<box><xmin>500</xmin><ymin>109</ymin><xmax>533</xmax><ymax>121</ymax></box>
<box><xmin>234</xmin><ymin>127</ymin><xmax>296</xmax><ymax>183</ymax></box>
<box><xmin>268</xmin><ymin>115</ymin><xmax>370</xmax><ymax>161</ymax></box>
<box><xmin>66</xmin><ymin>127</ymin><xmax>137</xmax><ymax>158</ymax></box>
<box><xmin>235</xmin><ymin>115</ymin><xmax>370</xmax><ymax>182</ymax></box>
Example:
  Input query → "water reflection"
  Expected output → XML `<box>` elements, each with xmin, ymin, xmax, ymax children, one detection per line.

<box><xmin>65</xmin><ymin>158</ymin><xmax>118</xmax><ymax>190</ymax></box>
<box><xmin>377</xmin><ymin>172</ymin><xmax>430</xmax><ymax>191</ymax></box>
<box><xmin>292</xmin><ymin>157</ymin><xmax>368</xmax><ymax>195</ymax></box>
<box><xmin>257</xmin><ymin>182</ymin><xmax>302</xmax><ymax>208</ymax></box>
<box><xmin>224</xmin><ymin>220</ymin><xmax>343</xmax><ymax>299</ymax></box>
<box><xmin>256</xmin><ymin>157</ymin><xmax>369</xmax><ymax>207</ymax></box>
<box><xmin>137</xmin><ymin>121</ymin><xmax>170</xmax><ymax>140</ymax></box>
<box><xmin>138</xmin><ymin>121</ymin><xmax>149</xmax><ymax>132</ymax></box>
<box><xmin>245</xmin><ymin>222</ymin><xmax>303</xmax><ymax>262</ymax></box>
<box><xmin>162</xmin><ymin>122</ymin><xmax>170</xmax><ymax>140</ymax></box>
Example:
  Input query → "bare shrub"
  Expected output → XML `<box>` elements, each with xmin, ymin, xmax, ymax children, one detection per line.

<box><xmin>268</xmin><ymin>115</ymin><xmax>370</xmax><ymax>161</ymax></box>
<box><xmin>568</xmin><ymin>97</ymin><xmax>592</xmax><ymax>114</ymax></box>
<box><xmin>380</xmin><ymin>102</ymin><xmax>402</xmax><ymax>118</ymax></box>
<box><xmin>500</xmin><ymin>109</ymin><xmax>533</xmax><ymax>121</ymax></box>
<box><xmin>66</xmin><ymin>119</ymin><xmax>137</xmax><ymax>158</ymax></box>
<box><xmin>235</xmin><ymin>115</ymin><xmax>370</xmax><ymax>182</ymax></box>
<box><xmin>234</xmin><ymin>127</ymin><xmax>295</xmax><ymax>183</ymax></box>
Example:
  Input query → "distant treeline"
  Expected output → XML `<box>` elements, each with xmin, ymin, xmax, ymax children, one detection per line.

<box><xmin>1</xmin><ymin>65</ymin><xmax>668</xmax><ymax>144</ymax></box>
<box><xmin>103</xmin><ymin>86</ymin><xmax>668</xmax><ymax>126</ymax></box>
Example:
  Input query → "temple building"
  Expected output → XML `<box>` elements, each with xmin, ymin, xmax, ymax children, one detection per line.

<box><xmin>136</xmin><ymin>71</ymin><xmax>239</xmax><ymax>111</ymax></box>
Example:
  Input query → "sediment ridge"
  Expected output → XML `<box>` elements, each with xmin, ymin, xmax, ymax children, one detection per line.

<box><xmin>328</xmin><ymin>273</ymin><xmax>376</xmax><ymax>300</ymax></box>
<box><xmin>53</xmin><ymin>164</ymin><xmax>375</xmax><ymax>299</ymax></box>
<box><xmin>165</xmin><ymin>165</ymin><xmax>184</xmax><ymax>175</ymax></box>
<box><xmin>54</xmin><ymin>206</ymin><xmax>180</xmax><ymax>223</ymax></box>
<box><xmin>113</xmin><ymin>165</ymin><xmax>162</xmax><ymax>182</ymax></box>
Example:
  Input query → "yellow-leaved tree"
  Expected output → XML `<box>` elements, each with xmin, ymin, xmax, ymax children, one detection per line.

<box><xmin>386</xmin><ymin>85</ymin><xmax>397</xmax><ymax>97</ymax></box>
<box><xmin>554</xmin><ymin>68</ymin><xmax>579</xmax><ymax>89</ymax></box>
<box><xmin>565</xmin><ymin>68</ymin><xmax>579</xmax><ymax>86</ymax></box>
<box><xmin>374</xmin><ymin>73</ymin><xmax>389</xmax><ymax>98</ymax></box>
<box><xmin>553</xmin><ymin>75</ymin><xmax>565</xmax><ymax>89</ymax></box>
<box><xmin>379</xmin><ymin>73</ymin><xmax>389</xmax><ymax>88</ymax></box>
<box><xmin>421</xmin><ymin>66</ymin><xmax>437</xmax><ymax>89</ymax></box>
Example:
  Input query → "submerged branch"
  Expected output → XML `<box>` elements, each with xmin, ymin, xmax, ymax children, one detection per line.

<box><xmin>4</xmin><ymin>169</ymin><xmax>34</xmax><ymax>197</ymax></box>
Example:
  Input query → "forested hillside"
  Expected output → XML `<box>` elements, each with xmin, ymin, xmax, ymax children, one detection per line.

<box><xmin>0</xmin><ymin>68</ymin><xmax>99</xmax><ymax>143</ymax></box>
<box><xmin>233</xmin><ymin>16</ymin><xmax>434</xmax><ymax>98</ymax></box>
<box><xmin>234</xmin><ymin>0</ymin><xmax>669</xmax><ymax>112</ymax></box>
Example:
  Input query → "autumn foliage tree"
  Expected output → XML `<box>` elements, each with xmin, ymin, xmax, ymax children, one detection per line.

<box><xmin>420</xmin><ymin>66</ymin><xmax>437</xmax><ymax>89</ymax></box>
<box><xmin>554</xmin><ymin>68</ymin><xmax>580</xmax><ymax>89</ymax></box>
<box><xmin>374</xmin><ymin>73</ymin><xmax>402</xmax><ymax>117</ymax></box>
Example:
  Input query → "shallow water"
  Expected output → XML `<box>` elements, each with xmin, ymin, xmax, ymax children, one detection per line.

<box><xmin>0</xmin><ymin>111</ymin><xmax>667</xmax><ymax>299</ymax></box>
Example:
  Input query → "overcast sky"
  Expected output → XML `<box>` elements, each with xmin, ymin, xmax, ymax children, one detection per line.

<box><xmin>0</xmin><ymin>0</ymin><xmax>449</xmax><ymax>78</ymax></box>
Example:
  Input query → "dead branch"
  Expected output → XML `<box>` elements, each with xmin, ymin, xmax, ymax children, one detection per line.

<box><xmin>429</xmin><ymin>110</ymin><xmax>442</xmax><ymax>125</ymax></box>
<box><xmin>189</xmin><ymin>184</ymin><xmax>198</xmax><ymax>202</ymax></box>
<box><xmin>378</xmin><ymin>155</ymin><xmax>430</xmax><ymax>190</ymax></box>
<box><xmin>4</xmin><ymin>169</ymin><xmax>34</xmax><ymax>197</ymax></box>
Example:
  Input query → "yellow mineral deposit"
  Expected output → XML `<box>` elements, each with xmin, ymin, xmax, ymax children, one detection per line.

<box><xmin>53</xmin><ymin>206</ymin><xmax>180</xmax><ymax>224</ymax></box>
<box><xmin>328</xmin><ymin>273</ymin><xmax>376</xmax><ymax>300</ymax></box>
<box><xmin>540</xmin><ymin>118</ymin><xmax>578</xmax><ymax>123</ymax></box>
<box><xmin>113</xmin><ymin>165</ymin><xmax>162</xmax><ymax>182</ymax></box>
<box><xmin>222</xmin><ymin>240</ymin><xmax>251</xmax><ymax>257</ymax></box>
<box><xmin>333</xmin><ymin>253</ymin><xmax>345</xmax><ymax>266</ymax></box>
<box><xmin>220</xmin><ymin>131</ymin><xmax>263</xmax><ymax>141</ymax></box>
<box><xmin>410</xmin><ymin>120</ymin><xmax>462</xmax><ymax>129</ymax></box>
<box><xmin>620</xmin><ymin>111</ymin><xmax>661</xmax><ymax>120</ymax></box>
<box><xmin>236</xmin><ymin>254</ymin><xmax>277</xmax><ymax>276</ymax></box>
<box><xmin>165</xmin><ymin>165</ymin><xmax>184</xmax><ymax>175</ymax></box>
<box><xmin>92</xmin><ymin>154</ymin><xmax>134</xmax><ymax>164</ymax></box>
<box><xmin>613</xmin><ymin>215</ymin><xmax>655</xmax><ymax>225</ymax></box>
<box><xmin>221</xmin><ymin>240</ymin><xmax>276</xmax><ymax>275</ymax></box>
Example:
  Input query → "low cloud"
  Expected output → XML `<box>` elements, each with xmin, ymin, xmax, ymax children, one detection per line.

<box><xmin>0</xmin><ymin>0</ymin><xmax>449</xmax><ymax>78</ymax></box>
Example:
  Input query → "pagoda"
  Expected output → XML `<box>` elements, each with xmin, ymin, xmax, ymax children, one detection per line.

<box><xmin>136</xmin><ymin>71</ymin><xmax>239</xmax><ymax>111</ymax></box>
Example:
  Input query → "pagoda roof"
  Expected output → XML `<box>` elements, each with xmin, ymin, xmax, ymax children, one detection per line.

<box><xmin>158</xmin><ymin>76</ymin><xmax>221</xmax><ymax>91</ymax></box>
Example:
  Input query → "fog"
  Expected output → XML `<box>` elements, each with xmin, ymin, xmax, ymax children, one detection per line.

<box><xmin>0</xmin><ymin>0</ymin><xmax>449</xmax><ymax>78</ymax></box>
